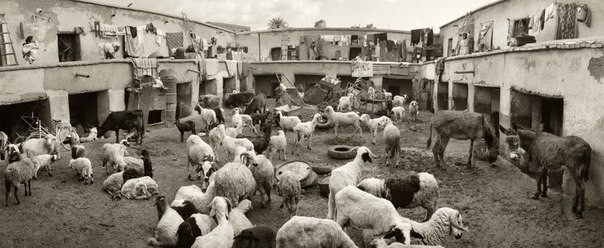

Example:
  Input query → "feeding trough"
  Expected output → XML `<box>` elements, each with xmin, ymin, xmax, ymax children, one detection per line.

<box><xmin>275</xmin><ymin>160</ymin><xmax>312</xmax><ymax>181</ymax></box>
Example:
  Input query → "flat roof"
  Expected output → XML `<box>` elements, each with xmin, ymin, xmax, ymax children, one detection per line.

<box><xmin>71</xmin><ymin>0</ymin><xmax>235</xmax><ymax>33</ymax></box>
<box><xmin>439</xmin><ymin>0</ymin><xmax>508</xmax><ymax>28</ymax></box>
<box><xmin>237</xmin><ymin>27</ymin><xmax>418</xmax><ymax>35</ymax></box>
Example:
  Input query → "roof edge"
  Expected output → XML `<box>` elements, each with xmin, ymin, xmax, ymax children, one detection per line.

<box><xmin>237</xmin><ymin>27</ymin><xmax>426</xmax><ymax>35</ymax></box>
<box><xmin>439</xmin><ymin>0</ymin><xmax>509</xmax><ymax>28</ymax></box>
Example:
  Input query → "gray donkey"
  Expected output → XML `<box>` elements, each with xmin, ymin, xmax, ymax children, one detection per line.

<box><xmin>427</xmin><ymin>111</ymin><xmax>499</xmax><ymax>169</ymax></box>
<box><xmin>500</xmin><ymin>123</ymin><xmax>591</xmax><ymax>219</ymax></box>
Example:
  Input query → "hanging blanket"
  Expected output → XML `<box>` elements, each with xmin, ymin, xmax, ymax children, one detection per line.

<box><xmin>556</xmin><ymin>3</ymin><xmax>577</xmax><ymax>40</ymax></box>
<box><xmin>130</xmin><ymin>58</ymin><xmax>159</xmax><ymax>79</ymax></box>
<box><xmin>125</xmin><ymin>26</ymin><xmax>145</xmax><ymax>58</ymax></box>
<box><xmin>166</xmin><ymin>32</ymin><xmax>184</xmax><ymax>56</ymax></box>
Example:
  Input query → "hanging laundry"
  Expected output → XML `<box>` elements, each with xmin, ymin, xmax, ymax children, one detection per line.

<box><xmin>426</xmin><ymin>29</ymin><xmax>434</xmax><ymax>46</ymax></box>
<box><xmin>125</xmin><ymin>26</ymin><xmax>144</xmax><ymax>58</ymax></box>
<box><xmin>399</xmin><ymin>40</ymin><xmax>407</xmax><ymax>62</ymax></box>
<box><xmin>201</xmin><ymin>38</ymin><xmax>208</xmax><ymax>51</ymax></box>
<box><xmin>557</xmin><ymin>3</ymin><xmax>577</xmax><ymax>40</ymax></box>
<box><xmin>155</xmin><ymin>30</ymin><xmax>166</xmax><ymax>45</ymax></box>
<box><xmin>136</xmin><ymin>26</ymin><xmax>145</xmax><ymax>45</ymax></box>
<box><xmin>165</xmin><ymin>32</ymin><xmax>184</xmax><ymax>56</ymax></box>
<box><xmin>411</xmin><ymin>29</ymin><xmax>423</xmax><ymax>46</ymax></box>
<box><xmin>100</xmin><ymin>24</ymin><xmax>118</xmax><ymax>37</ymax></box>
<box><xmin>539</xmin><ymin>9</ymin><xmax>545</xmax><ymax>30</ymax></box>
<box><xmin>577</xmin><ymin>4</ymin><xmax>591</xmax><ymax>27</ymax></box>
<box><xmin>478</xmin><ymin>22</ymin><xmax>493</xmax><ymax>51</ymax></box>
<box><xmin>146</xmin><ymin>23</ymin><xmax>156</xmax><ymax>34</ymax></box>
<box><xmin>545</xmin><ymin>3</ymin><xmax>557</xmax><ymax>22</ymax></box>
<box><xmin>93</xmin><ymin>21</ymin><xmax>101</xmax><ymax>37</ymax></box>
<box><xmin>116</xmin><ymin>27</ymin><xmax>126</xmax><ymax>36</ymax></box>
<box><xmin>128</xmin><ymin>26</ymin><xmax>137</xmax><ymax>38</ymax></box>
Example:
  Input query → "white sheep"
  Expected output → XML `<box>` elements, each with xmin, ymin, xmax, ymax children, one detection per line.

<box><xmin>101</xmin><ymin>139</ymin><xmax>130</xmax><ymax>175</ymax></box>
<box><xmin>248</xmin><ymin>154</ymin><xmax>274</xmax><ymax>208</ymax></box>
<box><xmin>196</xmin><ymin>104</ymin><xmax>218</xmax><ymax>130</ymax></box>
<box><xmin>30</xmin><ymin>154</ymin><xmax>59</xmax><ymax>178</ymax></box>
<box><xmin>121</xmin><ymin>176</ymin><xmax>158</xmax><ymax>200</ymax></box>
<box><xmin>102</xmin><ymin>171</ymin><xmax>124</xmax><ymax>200</ymax></box>
<box><xmin>267</xmin><ymin>130</ymin><xmax>287</xmax><ymax>160</ymax></box>
<box><xmin>208</xmin><ymin>124</ymin><xmax>227</xmax><ymax>162</ymax></box>
<box><xmin>225</xmin><ymin>123</ymin><xmax>244</xmax><ymax>138</ymax></box>
<box><xmin>324</xmin><ymin>106</ymin><xmax>362</xmax><ymax>137</ymax></box>
<box><xmin>334</xmin><ymin>185</ymin><xmax>412</xmax><ymax>245</ymax></box>
<box><xmin>214</xmin><ymin>157</ymin><xmax>257</xmax><ymax>205</ymax></box>
<box><xmin>220</xmin><ymin>131</ymin><xmax>254</xmax><ymax>161</ymax></box>
<box><xmin>392</xmin><ymin>95</ymin><xmax>408</xmax><ymax>107</ymax></box>
<box><xmin>69</xmin><ymin>158</ymin><xmax>94</xmax><ymax>185</ymax></box>
<box><xmin>79</xmin><ymin>127</ymin><xmax>98</xmax><ymax>142</ymax></box>
<box><xmin>382</xmin><ymin>89</ymin><xmax>393</xmax><ymax>100</ymax></box>
<box><xmin>148</xmin><ymin>196</ymin><xmax>184</xmax><ymax>247</ymax></box>
<box><xmin>357</xmin><ymin>172</ymin><xmax>439</xmax><ymax>221</ymax></box>
<box><xmin>276</xmin><ymin>216</ymin><xmax>357</xmax><ymax>248</ymax></box>
<box><xmin>360</xmin><ymin>114</ymin><xmax>391</xmax><ymax>144</ymax></box>
<box><xmin>391</xmin><ymin>106</ymin><xmax>406</xmax><ymax>123</ymax></box>
<box><xmin>382</xmin><ymin>118</ymin><xmax>401</xmax><ymax>167</ymax></box>
<box><xmin>229</xmin><ymin>199</ymin><xmax>254</xmax><ymax>236</ymax></box>
<box><xmin>337</xmin><ymin>93</ymin><xmax>355</xmax><ymax>111</ymax></box>
<box><xmin>186</xmin><ymin>134</ymin><xmax>216</xmax><ymax>181</ymax></box>
<box><xmin>275</xmin><ymin>170</ymin><xmax>301</xmax><ymax>218</ymax></box>
<box><xmin>22</xmin><ymin>134</ymin><xmax>60</xmax><ymax>166</ymax></box>
<box><xmin>171</xmin><ymin>176</ymin><xmax>216</xmax><ymax>214</ymax></box>
<box><xmin>191</xmin><ymin>196</ymin><xmax>235</xmax><ymax>248</ymax></box>
<box><xmin>4</xmin><ymin>157</ymin><xmax>37</xmax><ymax>206</ymax></box>
<box><xmin>328</xmin><ymin>146</ymin><xmax>377</xmax><ymax>220</ymax></box>
<box><xmin>276</xmin><ymin>110</ymin><xmax>301</xmax><ymax>135</ymax></box>
<box><xmin>232</xmin><ymin>107</ymin><xmax>257</xmax><ymax>135</ymax></box>
<box><xmin>292</xmin><ymin>113</ymin><xmax>322</xmax><ymax>155</ymax></box>
<box><xmin>408</xmin><ymin>100</ymin><xmax>419</xmax><ymax>121</ymax></box>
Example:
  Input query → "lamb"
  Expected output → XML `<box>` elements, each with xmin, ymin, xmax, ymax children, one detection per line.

<box><xmin>248</xmin><ymin>154</ymin><xmax>274</xmax><ymax>208</ymax></box>
<box><xmin>292</xmin><ymin>113</ymin><xmax>322</xmax><ymax>155</ymax></box>
<box><xmin>68</xmin><ymin>157</ymin><xmax>94</xmax><ymax>185</ymax></box>
<box><xmin>337</xmin><ymin>93</ymin><xmax>355</xmax><ymax>111</ymax></box>
<box><xmin>357</xmin><ymin>172</ymin><xmax>439</xmax><ymax>221</ymax></box>
<box><xmin>324</xmin><ymin>106</ymin><xmax>363</xmax><ymax>137</ymax></box>
<box><xmin>4</xmin><ymin>157</ymin><xmax>37</xmax><ymax>206</ymax></box>
<box><xmin>275</xmin><ymin>170</ymin><xmax>301</xmax><ymax>218</ymax></box>
<box><xmin>229</xmin><ymin>199</ymin><xmax>254</xmax><ymax>236</ymax></box>
<box><xmin>103</xmin><ymin>171</ymin><xmax>124</xmax><ymax>200</ymax></box>
<box><xmin>22</xmin><ymin>134</ymin><xmax>60</xmax><ymax>161</ymax></box>
<box><xmin>171</xmin><ymin>181</ymin><xmax>216</xmax><ymax>214</ymax></box>
<box><xmin>382</xmin><ymin>89</ymin><xmax>393</xmax><ymax>100</ymax></box>
<box><xmin>121</xmin><ymin>176</ymin><xmax>158</xmax><ymax>200</ymax></box>
<box><xmin>267</xmin><ymin>130</ymin><xmax>287</xmax><ymax>160</ymax></box>
<box><xmin>276</xmin><ymin>216</ymin><xmax>357</xmax><ymax>248</ymax></box>
<box><xmin>233</xmin><ymin>226</ymin><xmax>277</xmax><ymax>248</ymax></box>
<box><xmin>408</xmin><ymin>100</ymin><xmax>419</xmax><ymax>122</ymax></box>
<box><xmin>101</xmin><ymin>139</ymin><xmax>130</xmax><ymax>175</ymax></box>
<box><xmin>360</xmin><ymin>114</ymin><xmax>391</xmax><ymax>144</ymax></box>
<box><xmin>176</xmin><ymin>213</ymin><xmax>217</xmax><ymax>248</ymax></box>
<box><xmin>148</xmin><ymin>196</ymin><xmax>184</xmax><ymax>247</ymax></box>
<box><xmin>175</xmin><ymin>119</ymin><xmax>196</xmax><ymax>142</ymax></box>
<box><xmin>187</xmin><ymin>134</ymin><xmax>217</xmax><ymax>181</ymax></box>
<box><xmin>233</xmin><ymin>107</ymin><xmax>257</xmax><ymax>135</ymax></box>
<box><xmin>276</xmin><ymin>110</ymin><xmax>301</xmax><ymax>135</ymax></box>
<box><xmin>191</xmin><ymin>196</ymin><xmax>235</xmax><ymax>248</ymax></box>
<box><xmin>392</xmin><ymin>95</ymin><xmax>408</xmax><ymax>107</ymax></box>
<box><xmin>334</xmin><ymin>185</ymin><xmax>412</xmax><ymax>245</ymax></box>
<box><xmin>377</xmin><ymin>207</ymin><xmax>468</xmax><ymax>246</ymax></box>
<box><xmin>328</xmin><ymin>146</ymin><xmax>377</xmax><ymax>220</ymax></box>
<box><xmin>214</xmin><ymin>157</ymin><xmax>256</xmax><ymax>205</ymax></box>
<box><xmin>62</xmin><ymin>135</ymin><xmax>86</xmax><ymax>160</ymax></box>
<box><xmin>31</xmin><ymin>154</ymin><xmax>59</xmax><ymax>179</ymax></box>
<box><xmin>391</xmin><ymin>106</ymin><xmax>406</xmax><ymax>123</ymax></box>
<box><xmin>382</xmin><ymin>118</ymin><xmax>401</xmax><ymax>167</ymax></box>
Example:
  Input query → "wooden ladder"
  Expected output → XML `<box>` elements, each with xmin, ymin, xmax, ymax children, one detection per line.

<box><xmin>0</xmin><ymin>14</ymin><xmax>19</xmax><ymax>66</ymax></box>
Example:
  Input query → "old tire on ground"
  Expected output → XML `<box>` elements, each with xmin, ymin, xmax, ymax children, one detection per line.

<box><xmin>311</xmin><ymin>165</ymin><xmax>332</xmax><ymax>175</ymax></box>
<box><xmin>315</xmin><ymin>113</ymin><xmax>333</xmax><ymax>129</ymax></box>
<box><xmin>319</xmin><ymin>176</ymin><xmax>330</xmax><ymax>198</ymax></box>
<box><xmin>327</xmin><ymin>145</ymin><xmax>355</xmax><ymax>160</ymax></box>
<box><xmin>300</xmin><ymin>170</ymin><xmax>319</xmax><ymax>188</ymax></box>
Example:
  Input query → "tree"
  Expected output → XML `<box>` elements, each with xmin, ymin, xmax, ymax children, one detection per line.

<box><xmin>268</xmin><ymin>17</ymin><xmax>288</xmax><ymax>29</ymax></box>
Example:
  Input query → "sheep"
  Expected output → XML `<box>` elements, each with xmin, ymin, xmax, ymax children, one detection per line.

<box><xmin>30</xmin><ymin>154</ymin><xmax>58</xmax><ymax>179</ymax></box>
<box><xmin>193</xmin><ymin>104</ymin><xmax>218</xmax><ymax>131</ymax></box>
<box><xmin>323</xmin><ymin>106</ymin><xmax>363</xmax><ymax>137</ymax></box>
<box><xmin>276</xmin><ymin>216</ymin><xmax>357</xmax><ymax>248</ymax></box>
<box><xmin>233</xmin><ymin>226</ymin><xmax>277</xmax><ymax>248</ymax></box>
<box><xmin>148</xmin><ymin>196</ymin><xmax>184</xmax><ymax>247</ymax></box>
<box><xmin>103</xmin><ymin>171</ymin><xmax>124</xmax><ymax>200</ymax></box>
<box><xmin>275</xmin><ymin>170</ymin><xmax>301</xmax><ymax>218</ymax></box>
<box><xmin>62</xmin><ymin>135</ymin><xmax>85</xmax><ymax>160</ymax></box>
<box><xmin>379</xmin><ymin>207</ymin><xmax>468</xmax><ymax>246</ymax></box>
<box><xmin>392</xmin><ymin>95</ymin><xmax>408</xmax><ymax>107</ymax></box>
<box><xmin>191</xmin><ymin>196</ymin><xmax>234</xmax><ymax>248</ymax></box>
<box><xmin>250</xmin><ymin>123</ymin><xmax>272</xmax><ymax>155</ymax></box>
<box><xmin>220</xmin><ymin>132</ymin><xmax>254</xmax><ymax>162</ymax></box>
<box><xmin>360</xmin><ymin>114</ymin><xmax>391</xmax><ymax>144</ymax></box>
<box><xmin>122</xmin><ymin>156</ymin><xmax>144</xmax><ymax>181</ymax></box>
<box><xmin>267</xmin><ymin>130</ymin><xmax>287</xmax><ymax>160</ymax></box>
<box><xmin>79</xmin><ymin>127</ymin><xmax>98</xmax><ymax>143</ymax></box>
<box><xmin>214</xmin><ymin>157</ymin><xmax>257</xmax><ymax>206</ymax></box>
<box><xmin>199</xmin><ymin>95</ymin><xmax>221</xmax><ymax>109</ymax></box>
<box><xmin>176</xmin><ymin>213</ymin><xmax>217</xmax><ymax>248</ymax></box>
<box><xmin>175</xmin><ymin>119</ymin><xmax>196</xmax><ymax>142</ymax></box>
<box><xmin>247</xmin><ymin>154</ymin><xmax>274</xmax><ymax>208</ymax></box>
<box><xmin>225</xmin><ymin>123</ymin><xmax>244</xmax><ymax>138</ymax></box>
<box><xmin>334</xmin><ymin>185</ymin><xmax>412</xmax><ymax>245</ymax></box>
<box><xmin>409</xmin><ymin>100</ymin><xmax>419</xmax><ymax>122</ymax></box>
<box><xmin>337</xmin><ymin>93</ymin><xmax>355</xmax><ymax>111</ymax></box>
<box><xmin>0</xmin><ymin>131</ymin><xmax>9</xmax><ymax>160</ymax></box>
<box><xmin>171</xmin><ymin>181</ymin><xmax>216</xmax><ymax>214</ymax></box>
<box><xmin>382</xmin><ymin>118</ymin><xmax>401</xmax><ymax>167</ymax></box>
<box><xmin>4</xmin><ymin>157</ymin><xmax>37</xmax><ymax>206</ymax></box>
<box><xmin>382</xmin><ymin>89</ymin><xmax>393</xmax><ymax>100</ymax></box>
<box><xmin>357</xmin><ymin>172</ymin><xmax>439</xmax><ymax>221</ymax></box>
<box><xmin>328</xmin><ymin>146</ymin><xmax>377</xmax><ymax>220</ymax></box>
<box><xmin>122</xmin><ymin>176</ymin><xmax>158</xmax><ymax>199</ymax></box>
<box><xmin>213</xmin><ymin>107</ymin><xmax>225</xmax><ymax>124</ymax></box>
<box><xmin>186</xmin><ymin>134</ymin><xmax>217</xmax><ymax>181</ymax></box>
<box><xmin>250</xmin><ymin>111</ymin><xmax>270</xmax><ymax>128</ymax></box>
<box><xmin>276</xmin><ymin>110</ymin><xmax>301</xmax><ymax>135</ymax></box>
<box><xmin>101</xmin><ymin>139</ymin><xmax>130</xmax><ymax>175</ymax></box>
<box><xmin>171</xmin><ymin>200</ymin><xmax>201</xmax><ymax>220</ymax></box>
<box><xmin>229</xmin><ymin>199</ymin><xmax>254</xmax><ymax>236</ymax></box>
<box><xmin>68</xmin><ymin>158</ymin><xmax>94</xmax><ymax>185</ymax></box>
<box><xmin>292</xmin><ymin>113</ymin><xmax>322</xmax><ymax>155</ymax></box>
<box><xmin>391</xmin><ymin>106</ymin><xmax>406</xmax><ymax>123</ymax></box>
<box><xmin>208</xmin><ymin>124</ymin><xmax>226</xmax><ymax>161</ymax></box>
<box><xmin>233</xmin><ymin>107</ymin><xmax>257</xmax><ymax>135</ymax></box>
<box><xmin>22</xmin><ymin>134</ymin><xmax>60</xmax><ymax>161</ymax></box>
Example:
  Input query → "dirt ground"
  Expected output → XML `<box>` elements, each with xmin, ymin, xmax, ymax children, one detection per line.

<box><xmin>1</xmin><ymin>105</ymin><xmax>603</xmax><ymax>248</ymax></box>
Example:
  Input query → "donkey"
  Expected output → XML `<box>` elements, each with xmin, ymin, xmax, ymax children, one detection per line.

<box><xmin>500</xmin><ymin>123</ymin><xmax>591</xmax><ymax>219</ymax></box>
<box><xmin>427</xmin><ymin>111</ymin><xmax>499</xmax><ymax>169</ymax></box>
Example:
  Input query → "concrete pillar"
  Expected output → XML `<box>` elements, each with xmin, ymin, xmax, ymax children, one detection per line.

<box><xmin>433</xmin><ymin>77</ymin><xmax>439</xmax><ymax>111</ymax></box>
<box><xmin>46</xmin><ymin>90</ymin><xmax>70</xmax><ymax>124</ymax></box>
<box><xmin>371</xmin><ymin>76</ymin><xmax>384</xmax><ymax>90</ymax></box>
<box><xmin>97</xmin><ymin>89</ymin><xmax>126</xmax><ymax>124</ymax></box>
<box><xmin>216</xmin><ymin>76</ymin><xmax>224</xmax><ymax>102</ymax></box>
<box><xmin>191</xmin><ymin>77</ymin><xmax>200</xmax><ymax>105</ymax></box>
<box><xmin>448</xmin><ymin>80</ymin><xmax>453</xmax><ymax>110</ymax></box>
<box><xmin>467</xmin><ymin>84</ymin><xmax>475</xmax><ymax>113</ymax></box>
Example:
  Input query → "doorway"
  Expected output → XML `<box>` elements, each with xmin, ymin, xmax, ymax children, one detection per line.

<box><xmin>68</xmin><ymin>92</ymin><xmax>99</xmax><ymax>129</ymax></box>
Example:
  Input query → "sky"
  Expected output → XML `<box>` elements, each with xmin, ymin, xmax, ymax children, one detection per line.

<box><xmin>85</xmin><ymin>0</ymin><xmax>499</xmax><ymax>31</ymax></box>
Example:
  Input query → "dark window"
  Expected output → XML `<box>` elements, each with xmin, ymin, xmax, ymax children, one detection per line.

<box><xmin>270</xmin><ymin>47</ymin><xmax>281</xmax><ymax>61</ymax></box>
<box><xmin>57</xmin><ymin>33</ymin><xmax>81</xmax><ymax>62</ymax></box>
<box><xmin>147</xmin><ymin>110</ymin><xmax>163</xmax><ymax>125</ymax></box>
<box><xmin>447</xmin><ymin>38</ymin><xmax>453</xmax><ymax>57</ymax></box>
<box><xmin>512</xmin><ymin>18</ymin><xmax>530</xmax><ymax>37</ymax></box>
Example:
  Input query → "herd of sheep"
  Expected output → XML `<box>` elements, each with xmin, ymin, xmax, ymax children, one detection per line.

<box><xmin>0</xmin><ymin>91</ymin><xmax>471</xmax><ymax>248</ymax></box>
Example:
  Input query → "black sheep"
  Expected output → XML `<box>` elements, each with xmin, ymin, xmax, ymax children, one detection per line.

<box><xmin>141</xmin><ymin>149</ymin><xmax>153</xmax><ymax>178</ymax></box>
<box><xmin>251</xmin><ymin>111</ymin><xmax>270</xmax><ymax>127</ymax></box>
<box><xmin>213</xmin><ymin>107</ymin><xmax>225</xmax><ymax>124</ymax></box>
<box><xmin>232</xmin><ymin>226</ymin><xmax>277</xmax><ymax>248</ymax></box>
<box><xmin>244</xmin><ymin>93</ymin><xmax>267</xmax><ymax>115</ymax></box>
<box><xmin>251</xmin><ymin>123</ymin><xmax>272</xmax><ymax>155</ymax></box>
<box><xmin>175</xmin><ymin>119</ymin><xmax>196</xmax><ymax>142</ymax></box>
<box><xmin>171</xmin><ymin>200</ymin><xmax>200</xmax><ymax>220</ymax></box>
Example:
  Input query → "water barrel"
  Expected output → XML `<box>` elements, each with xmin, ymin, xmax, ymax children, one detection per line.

<box><xmin>160</xmin><ymin>69</ymin><xmax>178</xmax><ymax>127</ymax></box>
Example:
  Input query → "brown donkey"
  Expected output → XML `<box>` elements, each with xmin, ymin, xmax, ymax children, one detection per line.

<box><xmin>427</xmin><ymin>111</ymin><xmax>499</xmax><ymax>169</ymax></box>
<box><xmin>500</xmin><ymin>123</ymin><xmax>591</xmax><ymax>219</ymax></box>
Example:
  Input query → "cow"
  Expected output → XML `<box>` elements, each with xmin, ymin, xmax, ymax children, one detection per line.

<box><xmin>224</xmin><ymin>92</ymin><xmax>255</xmax><ymax>109</ymax></box>
<box><xmin>97</xmin><ymin>110</ymin><xmax>144</xmax><ymax>145</ymax></box>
